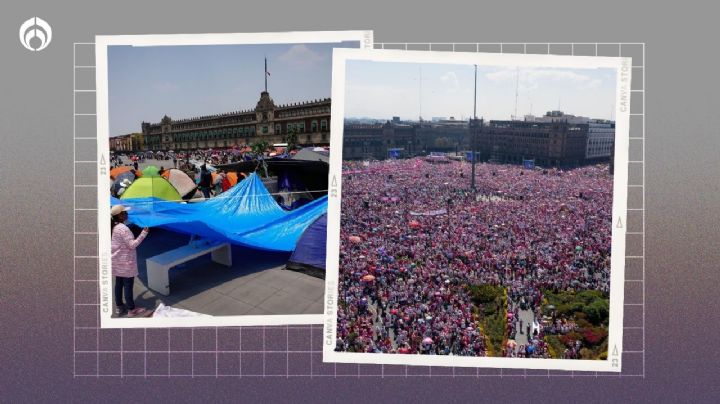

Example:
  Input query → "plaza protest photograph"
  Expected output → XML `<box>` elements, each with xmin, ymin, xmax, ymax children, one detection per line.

<box><xmin>96</xmin><ymin>32</ymin><xmax>370</xmax><ymax>326</ymax></box>
<box><xmin>324</xmin><ymin>50</ymin><xmax>630</xmax><ymax>371</ymax></box>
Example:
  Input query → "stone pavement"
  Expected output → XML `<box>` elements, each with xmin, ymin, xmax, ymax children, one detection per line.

<box><xmin>512</xmin><ymin>303</ymin><xmax>536</xmax><ymax>353</ymax></box>
<box><xmin>112</xmin><ymin>228</ymin><xmax>324</xmax><ymax>317</ymax></box>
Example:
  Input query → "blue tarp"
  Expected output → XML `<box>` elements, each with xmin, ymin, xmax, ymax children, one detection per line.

<box><xmin>288</xmin><ymin>213</ymin><xmax>327</xmax><ymax>271</ymax></box>
<box><xmin>111</xmin><ymin>173</ymin><xmax>327</xmax><ymax>252</ymax></box>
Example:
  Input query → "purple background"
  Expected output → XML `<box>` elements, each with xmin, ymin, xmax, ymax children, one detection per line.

<box><xmin>2</xmin><ymin>1</ymin><xmax>719</xmax><ymax>401</ymax></box>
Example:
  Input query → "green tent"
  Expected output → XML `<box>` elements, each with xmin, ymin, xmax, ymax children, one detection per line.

<box><xmin>120</xmin><ymin>177</ymin><xmax>181</xmax><ymax>201</ymax></box>
<box><xmin>142</xmin><ymin>165</ymin><xmax>161</xmax><ymax>177</ymax></box>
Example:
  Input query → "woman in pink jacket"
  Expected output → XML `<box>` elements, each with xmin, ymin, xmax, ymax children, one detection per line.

<box><xmin>111</xmin><ymin>205</ymin><xmax>151</xmax><ymax>317</ymax></box>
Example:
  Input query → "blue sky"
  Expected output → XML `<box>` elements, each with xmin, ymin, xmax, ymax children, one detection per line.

<box><xmin>344</xmin><ymin>60</ymin><xmax>617</xmax><ymax>121</ymax></box>
<box><xmin>108</xmin><ymin>41</ymin><xmax>358</xmax><ymax>135</ymax></box>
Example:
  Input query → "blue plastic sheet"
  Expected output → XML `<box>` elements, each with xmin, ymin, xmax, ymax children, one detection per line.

<box><xmin>288</xmin><ymin>213</ymin><xmax>327</xmax><ymax>271</ymax></box>
<box><xmin>111</xmin><ymin>173</ymin><xmax>327</xmax><ymax>252</ymax></box>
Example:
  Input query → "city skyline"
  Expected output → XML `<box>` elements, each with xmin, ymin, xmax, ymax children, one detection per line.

<box><xmin>108</xmin><ymin>41</ymin><xmax>358</xmax><ymax>136</ymax></box>
<box><xmin>344</xmin><ymin>61</ymin><xmax>617</xmax><ymax>122</ymax></box>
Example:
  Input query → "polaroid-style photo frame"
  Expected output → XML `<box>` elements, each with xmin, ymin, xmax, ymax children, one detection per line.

<box><xmin>323</xmin><ymin>48</ymin><xmax>630</xmax><ymax>372</ymax></box>
<box><xmin>96</xmin><ymin>30</ymin><xmax>373</xmax><ymax>328</ymax></box>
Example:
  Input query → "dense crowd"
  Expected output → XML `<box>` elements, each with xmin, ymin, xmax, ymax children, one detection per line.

<box><xmin>110</xmin><ymin>147</ymin><xmax>262</xmax><ymax>169</ymax></box>
<box><xmin>335</xmin><ymin>159</ymin><xmax>612</xmax><ymax>357</ymax></box>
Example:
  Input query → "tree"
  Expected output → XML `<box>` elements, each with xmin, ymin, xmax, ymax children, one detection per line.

<box><xmin>468</xmin><ymin>284</ymin><xmax>500</xmax><ymax>305</ymax></box>
<box><xmin>251</xmin><ymin>140</ymin><xmax>270</xmax><ymax>177</ymax></box>
<box><xmin>285</xmin><ymin>127</ymin><xmax>298</xmax><ymax>151</ymax></box>
<box><xmin>252</xmin><ymin>140</ymin><xmax>270</xmax><ymax>156</ymax></box>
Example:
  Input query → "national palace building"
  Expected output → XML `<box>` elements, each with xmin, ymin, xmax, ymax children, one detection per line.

<box><xmin>342</xmin><ymin>111</ymin><xmax>614</xmax><ymax>168</ymax></box>
<box><xmin>111</xmin><ymin>90</ymin><xmax>331</xmax><ymax>152</ymax></box>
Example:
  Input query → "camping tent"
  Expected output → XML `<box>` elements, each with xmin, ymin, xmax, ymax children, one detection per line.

<box><xmin>110</xmin><ymin>166</ymin><xmax>140</xmax><ymax>180</ymax></box>
<box><xmin>113</xmin><ymin>172</ymin><xmax>327</xmax><ymax>252</ymax></box>
<box><xmin>111</xmin><ymin>171</ymin><xmax>136</xmax><ymax>197</ymax></box>
<box><xmin>286</xmin><ymin>213</ymin><xmax>327</xmax><ymax>278</ymax></box>
<box><xmin>210</xmin><ymin>172</ymin><xmax>241</xmax><ymax>188</ymax></box>
<box><xmin>293</xmin><ymin>148</ymin><xmax>329</xmax><ymax>163</ymax></box>
<box><xmin>142</xmin><ymin>165</ymin><xmax>161</xmax><ymax>177</ymax></box>
<box><xmin>120</xmin><ymin>176</ymin><xmax>181</xmax><ymax>201</ymax></box>
<box><xmin>161</xmin><ymin>168</ymin><xmax>197</xmax><ymax>200</ymax></box>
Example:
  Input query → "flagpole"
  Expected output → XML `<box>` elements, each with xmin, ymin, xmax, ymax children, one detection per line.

<box><xmin>471</xmin><ymin>64</ymin><xmax>477</xmax><ymax>191</ymax></box>
<box><xmin>264</xmin><ymin>57</ymin><xmax>268</xmax><ymax>92</ymax></box>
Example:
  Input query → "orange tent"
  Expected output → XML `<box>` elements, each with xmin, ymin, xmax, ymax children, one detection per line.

<box><xmin>110</xmin><ymin>166</ymin><xmax>141</xmax><ymax>180</ymax></box>
<box><xmin>211</xmin><ymin>172</ymin><xmax>242</xmax><ymax>187</ymax></box>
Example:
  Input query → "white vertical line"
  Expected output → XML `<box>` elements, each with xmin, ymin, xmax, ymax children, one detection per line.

<box><xmin>73</xmin><ymin>42</ymin><xmax>77</xmax><ymax>378</ymax></box>
<box><xmin>238</xmin><ymin>327</ymin><xmax>242</xmax><ymax>377</ymax></box>
<box><xmin>262</xmin><ymin>326</ymin><xmax>266</xmax><ymax>377</ymax></box>
<box><xmin>641</xmin><ymin>43</ymin><xmax>646</xmax><ymax>378</ymax></box>
<box><xmin>216</xmin><ymin>327</ymin><xmax>219</xmax><ymax>377</ymax></box>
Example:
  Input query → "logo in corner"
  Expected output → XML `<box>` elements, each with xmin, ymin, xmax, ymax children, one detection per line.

<box><xmin>19</xmin><ymin>17</ymin><xmax>52</xmax><ymax>52</ymax></box>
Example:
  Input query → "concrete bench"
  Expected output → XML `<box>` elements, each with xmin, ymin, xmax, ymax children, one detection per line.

<box><xmin>146</xmin><ymin>240</ymin><xmax>232</xmax><ymax>296</ymax></box>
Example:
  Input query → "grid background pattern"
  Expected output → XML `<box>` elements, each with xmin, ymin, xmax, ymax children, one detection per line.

<box><xmin>74</xmin><ymin>42</ymin><xmax>645</xmax><ymax>378</ymax></box>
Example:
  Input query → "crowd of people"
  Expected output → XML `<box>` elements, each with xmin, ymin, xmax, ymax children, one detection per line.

<box><xmin>109</xmin><ymin>148</ymin><xmax>269</xmax><ymax>200</ymax></box>
<box><xmin>110</xmin><ymin>146</ymin><xmax>281</xmax><ymax>169</ymax></box>
<box><xmin>335</xmin><ymin>158</ymin><xmax>612</xmax><ymax>358</ymax></box>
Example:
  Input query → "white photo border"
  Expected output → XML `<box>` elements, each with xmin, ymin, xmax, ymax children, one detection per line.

<box><xmin>322</xmin><ymin>48</ymin><xmax>631</xmax><ymax>372</ymax></box>
<box><xmin>96</xmin><ymin>30</ymin><xmax>374</xmax><ymax>329</ymax></box>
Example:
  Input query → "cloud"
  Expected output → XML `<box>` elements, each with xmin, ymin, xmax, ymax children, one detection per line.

<box><xmin>486</xmin><ymin>68</ymin><xmax>603</xmax><ymax>92</ymax></box>
<box><xmin>439</xmin><ymin>71</ymin><xmax>460</xmax><ymax>89</ymax></box>
<box><xmin>277</xmin><ymin>44</ymin><xmax>326</xmax><ymax>67</ymax></box>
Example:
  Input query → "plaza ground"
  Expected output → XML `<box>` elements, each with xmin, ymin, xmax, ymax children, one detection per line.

<box><xmin>112</xmin><ymin>228</ymin><xmax>324</xmax><ymax>317</ymax></box>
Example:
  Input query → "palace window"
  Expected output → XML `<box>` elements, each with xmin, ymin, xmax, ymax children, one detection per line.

<box><xmin>297</xmin><ymin>122</ymin><xmax>305</xmax><ymax>133</ymax></box>
<box><xmin>262</xmin><ymin>126</ymin><xmax>268</xmax><ymax>134</ymax></box>
<box><xmin>311</xmin><ymin>120</ymin><xmax>318</xmax><ymax>132</ymax></box>
<box><xmin>275</xmin><ymin>124</ymin><xmax>281</xmax><ymax>134</ymax></box>
<box><xmin>320</xmin><ymin>119</ymin><xmax>328</xmax><ymax>131</ymax></box>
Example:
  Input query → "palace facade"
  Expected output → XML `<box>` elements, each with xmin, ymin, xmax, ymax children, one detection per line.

<box><xmin>472</xmin><ymin>119</ymin><xmax>589</xmax><ymax>167</ymax></box>
<box><xmin>113</xmin><ymin>91</ymin><xmax>331</xmax><ymax>151</ymax></box>
<box><xmin>344</xmin><ymin>117</ymin><xmax>599</xmax><ymax>168</ymax></box>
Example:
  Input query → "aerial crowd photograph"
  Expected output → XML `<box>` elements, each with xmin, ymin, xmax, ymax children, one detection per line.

<box><xmin>331</xmin><ymin>54</ymin><xmax>624</xmax><ymax>363</ymax></box>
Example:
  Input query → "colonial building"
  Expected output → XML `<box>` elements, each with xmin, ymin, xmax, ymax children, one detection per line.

<box><xmin>525</xmin><ymin>111</ymin><xmax>615</xmax><ymax>162</ymax></box>
<box><xmin>136</xmin><ymin>91</ymin><xmax>330</xmax><ymax>151</ymax></box>
<box><xmin>472</xmin><ymin>119</ymin><xmax>589</xmax><ymax>167</ymax></box>
<box><xmin>343</xmin><ymin>119</ymin><xmax>471</xmax><ymax>160</ymax></box>
<box><xmin>585</xmin><ymin>119</ymin><xmax>615</xmax><ymax>161</ymax></box>
<box><xmin>109</xmin><ymin>134</ymin><xmax>134</xmax><ymax>152</ymax></box>
<box><xmin>343</xmin><ymin>113</ymin><xmax>608</xmax><ymax>167</ymax></box>
<box><xmin>342</xmin><ymin>122</ymin><xmax>417</xmax><ymax>160</ymax></box>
